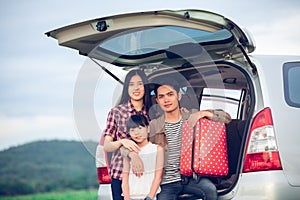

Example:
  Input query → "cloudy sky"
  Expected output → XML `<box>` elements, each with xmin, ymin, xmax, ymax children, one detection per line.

<box><xmin>1</xmin><ymin>0</ymin><xmax>300</xmax><ymax>151</ymax></box>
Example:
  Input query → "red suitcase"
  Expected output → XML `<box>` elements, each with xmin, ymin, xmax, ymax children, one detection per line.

<box><xmin>180</xmin><ymin>118</ymin><xmax>228</xmax><ymax>177</ymax></box>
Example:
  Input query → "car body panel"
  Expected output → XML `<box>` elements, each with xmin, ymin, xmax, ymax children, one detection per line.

<box><xmin>229</xmin><ymin>171</ymin><xmax>300</xmax><ymax>200</ymax></box>
<box><xmin>97</xmin><ymin>184</ymin><xmax>112</xmax><ymax>200</ymax></box>
<box><xmin>250</xmin><ymin>55</ymin><xmax>300</xmax><ymax>187</ymax></box>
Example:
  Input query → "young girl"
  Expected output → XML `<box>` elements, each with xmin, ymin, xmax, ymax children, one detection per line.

<box><xmin>103</xmin><ymin>70</ymin><xmax>151</xmax><ymax>200</ymax></box>
<box><xmin>122</xmin><ymin>114</ymin><xmax>164</xmax><ymax>200</ymax></box>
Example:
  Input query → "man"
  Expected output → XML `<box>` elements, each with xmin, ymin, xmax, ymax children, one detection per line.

<box><xmin>124</xmin><ymin>78</ymin><xmax>231</xmax><ymax>200</ymax></box>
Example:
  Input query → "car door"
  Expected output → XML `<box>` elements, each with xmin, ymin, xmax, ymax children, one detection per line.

<box><xmin>46</xmin><ymin>9</ymin><xmax>255</xmax><ymax>69</ymax></box>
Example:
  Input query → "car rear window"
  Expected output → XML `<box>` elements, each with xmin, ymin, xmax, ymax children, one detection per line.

<box><xmin>283</xmin><ymin>62</ymin><xmax>300</xmax><ymax>108</ymax></box>
<box><xmin>98</xmin><ymin>26</ymin><xmax>232</xmax><ymax>55</ymax></box>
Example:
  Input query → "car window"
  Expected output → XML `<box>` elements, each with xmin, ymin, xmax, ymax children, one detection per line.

<box><xmin>200</xmin><ymin>88</ymin><xmax>243</xmax><ymax>119</ymax></box>
<box><xmin>283</xmin><ymin>62</ymin><xmax>300</xmax><ymax>108</ymax></box>
<box><xmin>98</xmin><ymin>26</ymin><xmax>232</xmax><ymax>55</ymax></box>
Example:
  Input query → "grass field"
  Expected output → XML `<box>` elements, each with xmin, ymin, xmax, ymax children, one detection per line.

<box><xmin>0</xmin><ymin>189</ymin><xmax>98</xmax><ymax>200</ymax></box>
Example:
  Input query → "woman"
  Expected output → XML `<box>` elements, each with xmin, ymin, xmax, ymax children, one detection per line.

<box><xmin>103</xmin><ymin>69</ymin><xmax>151</xmax><ymax>200</ymax></box>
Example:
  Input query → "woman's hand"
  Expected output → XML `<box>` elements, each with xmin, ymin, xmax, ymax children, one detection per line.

<box><xmin>129</xmin><ymin>152</ymin><xmax>144</xmax><ymax>177</ymax></box>
<box><xmin>120</xmin><ymin>139</ymin><xmax>140</xmax><ymax>153</ymax></box>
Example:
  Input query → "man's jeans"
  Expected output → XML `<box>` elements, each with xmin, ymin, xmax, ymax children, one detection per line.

<box><xmin>157</xmin><ymin>177</ymin><xmax>217</xmax><ymax>200</ymax></box>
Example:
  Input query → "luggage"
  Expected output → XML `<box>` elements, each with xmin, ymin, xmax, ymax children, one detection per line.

<box><xmin>180</xmin><ymin>118</ymin><xmax>228</xmax><ymax>177</ymax></box>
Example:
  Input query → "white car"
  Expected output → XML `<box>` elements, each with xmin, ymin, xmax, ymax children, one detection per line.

<box><xmin>47</xmin><ymin>9</ymin><xmax>300</xmax><ymax>199</ymax></box>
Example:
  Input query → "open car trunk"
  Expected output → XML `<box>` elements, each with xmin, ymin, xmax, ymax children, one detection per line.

<box><xmin>46</xmin><ymin>9</ymin><xmax>257</xmax><ymax>197</ymax></box>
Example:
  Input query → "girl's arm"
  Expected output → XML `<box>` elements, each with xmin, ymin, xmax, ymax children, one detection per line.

<box><xmin>147</xmin><ymin>145</ymin><xmax>164</xmax><ymax>199</ymax></box>
<box><xmin>121</xmin><ymin>156</ymin><xmax>131</xmax><ymax>200</ymax></box>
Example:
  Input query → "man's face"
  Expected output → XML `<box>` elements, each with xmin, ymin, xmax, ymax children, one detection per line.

<box><xmin>156</xmin><ymin>85</ymin><xmax>181</xmax><ymax>113</ymax></box>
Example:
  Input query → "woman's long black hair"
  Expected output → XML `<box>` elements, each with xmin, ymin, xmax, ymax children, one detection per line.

<box><xmin>119</xmin><ymin>69</ymin><xmax>151</xmax><ymax>113</ymax></box>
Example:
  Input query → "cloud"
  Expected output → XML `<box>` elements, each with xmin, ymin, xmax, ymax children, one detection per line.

<box><xmin>249</xmin><ymin>9</ymin><xmax>300</xmax><ymax>55</ymax></box>
<box><xmin>0</xmin><ymin>114</ymin><xmax>79</xmax><ymax>150</ymax></box>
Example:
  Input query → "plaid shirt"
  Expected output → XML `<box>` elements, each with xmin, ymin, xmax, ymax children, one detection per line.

<box><xmin>103</xmin><ymin>101</ymin><xmax>148</xmax><ymax>180</ymax></box>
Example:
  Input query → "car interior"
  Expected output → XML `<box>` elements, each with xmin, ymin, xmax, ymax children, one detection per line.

<box><xmin>144</xmin><ymin>60</ymin><xmax>252</xmax><ymax>195</ymax></box>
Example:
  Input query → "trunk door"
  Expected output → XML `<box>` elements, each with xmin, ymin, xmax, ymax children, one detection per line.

<box><xmin>46</xmin><ymin>9</ymin><xmax>255</xmax><ymax>68</ymax></box>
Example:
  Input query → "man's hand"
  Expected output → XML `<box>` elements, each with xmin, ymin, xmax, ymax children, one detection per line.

<box><xmin>129</xmin><ymin>152</ymin><xmax>144</xmax><ymax>177</ymax></box>
<box><xmin>187</xmin><ymin>110</ymin><xmax>213</xmax><ymax>127</ymax></box>
<box><xmin>211</xmin><ymin>109</ymin><xmax>232</xmax><ymax>124</ymax></box>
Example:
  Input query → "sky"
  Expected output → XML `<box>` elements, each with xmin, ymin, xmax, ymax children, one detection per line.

<box><xmin>0</xmin><ymin>0</ymin><xmax>300</xmax><ymax>151</ymax></box>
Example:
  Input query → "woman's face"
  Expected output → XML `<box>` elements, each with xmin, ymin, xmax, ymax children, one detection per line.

<box><xmin>128</xmin><ymin>74</ymin><xmax>145</xmax><ymax>101</ymax></box>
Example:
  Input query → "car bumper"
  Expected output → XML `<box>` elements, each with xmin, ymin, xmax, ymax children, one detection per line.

<box><xmin>97</xmin><ymin>184</ymin><xmax>113</xmax><ymax>200</ymax></box>
<box><xmin>220</xmin><ymin>171</ymin><xmax>300</xmax><ymax>200</ymax></box>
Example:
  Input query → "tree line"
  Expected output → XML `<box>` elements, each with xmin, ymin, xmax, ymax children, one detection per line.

<box><xmin>0</xmin><ymin>140</ymin><xmax>98</xmax><ymax>196</ymax></box>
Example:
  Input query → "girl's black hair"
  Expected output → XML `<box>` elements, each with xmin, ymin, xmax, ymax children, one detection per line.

<box><xmin>126</xmin><ymin>114</ymin><xmax>149</xmax><ymax>131</ymax></box>
<box><xmin>119</xmin><ymin>69</ymin><xmax>151</xmax><ymax>113</ymax></box>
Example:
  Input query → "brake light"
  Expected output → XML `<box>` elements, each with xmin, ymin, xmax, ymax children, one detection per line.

<box><xmin>243</xmin><ymin>108</ymin><xmax>282</xmax><ymax>173</ymax></box>
<box><xmin>97</xmin><ymin>167</ymin><xmax>112</xmax><ymax>184</ymax></box>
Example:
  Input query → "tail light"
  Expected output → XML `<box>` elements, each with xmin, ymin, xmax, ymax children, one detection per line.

<box><xmin>96</xmin><ymin>141</ymin><xmax>112</xmax><ymax>184</ymax></box>
<box><xmin>97</xmin><ymin>166</ymin><xmax>111</xmax><ymax>184</ymax></box>
<box><xmin>243</xmin><ymin>107</ymin><xmax>282</xmax><ymax>173</ymax></box>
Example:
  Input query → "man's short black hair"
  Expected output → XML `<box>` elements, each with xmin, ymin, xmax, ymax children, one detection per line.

<box><xmin>153</xmin><ymin>77</ymin><xmax>180</xmax><ymax>97</ymax></box>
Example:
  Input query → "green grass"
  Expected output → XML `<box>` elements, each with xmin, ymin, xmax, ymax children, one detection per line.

<box><xmin>0</xmin><ymin>189</ymin><xmax>98</xmax><ymax>200</ymax></box>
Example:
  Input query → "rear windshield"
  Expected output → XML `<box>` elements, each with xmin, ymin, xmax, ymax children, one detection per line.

<box><xmin>283</xmin><ymin>62</ymin><xmax>300</xmax><ymax>108</ymax></box>
<box><xmin>98</xmin><ymin>26</ymin><xmax>232</xmax><ymax>55</ymax></box>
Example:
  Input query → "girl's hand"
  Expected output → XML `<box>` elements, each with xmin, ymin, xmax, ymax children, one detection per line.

<box><xmin>120</xmin><ymin>139</ymin><xmax>140</xmax><ymax>153</ymax></box>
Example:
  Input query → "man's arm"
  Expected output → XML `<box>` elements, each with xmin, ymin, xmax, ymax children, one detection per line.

<box><xmin>187</xmin><ymin>109</ymin><xmax>232</xmax><ymax>127</ymax></box>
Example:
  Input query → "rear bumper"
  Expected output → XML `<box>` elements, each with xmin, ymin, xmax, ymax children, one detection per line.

<box><xmin>98</xmin><ymin>171</ymin><xmax>300</xmax><ymax>200</ymax></box>
<box><xmin>97</xmin><ymin>184</ymin><xmax>112</xmax><ymax>200</ymax></box>
<box><xmin>220</xmin><ymin>171</ymin><xmax>300</xmax><ymax>200</ymax></box>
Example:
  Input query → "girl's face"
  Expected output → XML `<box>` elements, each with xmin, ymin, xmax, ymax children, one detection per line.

<box><xmin>128</xmin><ymin>74</ymin><xmax>145</xmax><ymax>101</ymax></box>
<box><xmin>129</xmin><ymin>125</ymin><xmax>149</xmax><ymax>144</ymax></box>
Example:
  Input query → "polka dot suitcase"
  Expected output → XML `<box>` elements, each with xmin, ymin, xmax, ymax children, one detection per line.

<box><xmin>180</xmin><ymin>118</ymin><xmax>228</xmax><ymax>177</ymax></box>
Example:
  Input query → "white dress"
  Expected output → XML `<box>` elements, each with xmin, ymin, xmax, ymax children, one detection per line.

<box><xmin>128</xmin><ymin>142</ymin><xmax>160</xmax><ymax>199</ymax></box>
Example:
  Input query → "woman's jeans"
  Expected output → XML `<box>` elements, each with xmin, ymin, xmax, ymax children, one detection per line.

<box><xmin>111</xmin><ymin>178</ymin><xmax>124</xmax><ymax>200</ymax></box>
<box><xmin>157</xmin><ymin>177</ymin><xmax>217</xmax><ymax>200</ymax></box>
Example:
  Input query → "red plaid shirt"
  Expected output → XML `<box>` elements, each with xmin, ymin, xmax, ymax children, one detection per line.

<box><xmin>103</xmin><ymin>101</ymin><xmax>148</xmax><ymax>180</ymax></box>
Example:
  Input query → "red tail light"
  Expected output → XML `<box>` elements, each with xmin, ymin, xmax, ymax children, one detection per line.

<box><xmin>243</xmin><ymin>107</ymin><xmax>282</xmax><ymax>173</ymax></box>
<box><xmin>97</xmin><ymin>167</ymin><xmax>111</xmax><ymax>184</ymax></box>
